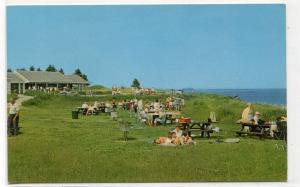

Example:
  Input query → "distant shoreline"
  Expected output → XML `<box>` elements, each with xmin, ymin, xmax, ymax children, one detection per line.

<box><xmin>183</xmin><ymin>88</ymin><xmax>286</xmax><ymax>106</ymax></box>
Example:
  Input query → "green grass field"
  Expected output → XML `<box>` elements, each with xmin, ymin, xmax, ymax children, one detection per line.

<box><xmin>8</xmin><ymin>93</ymin><xmax>287</xmax><ymax>183</ymax></box>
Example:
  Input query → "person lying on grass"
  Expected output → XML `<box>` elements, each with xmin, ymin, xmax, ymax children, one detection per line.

<box><xmin>154</xmin><ymin>132</ymin><xmax>195</xmax><ymax>146</ymax></box>
<box><xmin>171</xmin><ymin>132</ymin><xmax>181</xmax><ymax>145</ymax></box>
<box><xmin>154</xmin><ymin>132</ymin><xmax>172</xmax><ymax>145</ymax></box>
<box><xmin>181</xmin><ymin>132</ymin><xmax>196</xmax><ymax>145</ymax></box>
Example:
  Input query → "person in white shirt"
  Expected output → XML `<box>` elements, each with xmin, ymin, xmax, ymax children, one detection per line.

<box><xmin>253</xmin><ymin>111</ymin><xmax>261</xmax><ymax>125</ymax></box>
<box><xmin>172</xmin><ymin>125</ymin><xmax>183</xmax><ymax>138</ymax></box>
<box><xmin>137</xmin><ymin>100</ymin><xmax>143</xmax><ymax>112</ymax></box>
<box><xmin>94</xmin><ymin>101</ymin><xmax>99</xmax><ymax>109</ymax></box>
<box><xmin>7</xmin><ymin>97</ymin><xmax>20</xmax><ymax>136</ymax></box>
<box><xmin>153</xmin><ymin>99</ymin><xmax>160</xmax><ymax>111</ymax></box>
<box><xmin>82</xmin><ymin>102</ymin><xmax>89</xmax><ymax>109</ymax></box>
<box><xmin>81</xmin><ymin>102</ymin><xmax>89</xmax><ymax>114</ymax></box>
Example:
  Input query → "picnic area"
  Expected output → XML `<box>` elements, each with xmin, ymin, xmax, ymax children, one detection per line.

<box><xmin>7</xmin><ymin>90</ymin><xmax>287</xmax><ymax>183</ymax></box>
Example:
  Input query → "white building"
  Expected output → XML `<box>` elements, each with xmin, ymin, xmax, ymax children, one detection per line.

<box><xmin>7</xmin><ymin>70</ymin><xmax>89</xmax><ymax>94</ymax></box>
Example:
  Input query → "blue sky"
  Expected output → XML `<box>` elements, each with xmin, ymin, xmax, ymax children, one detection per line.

<box><xmin>7</xmin><ymin>4</ymin><xmax>286</xmax><ymax>89</ymax></box>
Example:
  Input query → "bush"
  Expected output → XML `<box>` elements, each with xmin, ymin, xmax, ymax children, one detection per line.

<box><xmin>262</xmin><ymin>109</ymin><xmax>287</xmax><ymax>121</ymax></box>
<box><xmin>7</xmin><ymin>93</ymin><xmax>18</xmax><ymax>102</ymax></box>
<box><xmin>93</xmin><ymin>90</ymin><xmax>111</xmax><ymax>95</ymax></box>
<box><xmin>89</xmin><ymin>85</ymin><xmax>107</xmax><ymax>89</ymax></box>
<box><xmin>78</xmin><ymin>91</ymin><xmax>86</xmax><ymax>95</ymax></box>
<box><xmin>23</xmin><ymin>91</ymin><xmax>53</xmax><ymax>106</ymax></box>
<box><xmin>216</xmin><ymin>105</ymin><xmax>237</xmax><ymax>120</ymax></box>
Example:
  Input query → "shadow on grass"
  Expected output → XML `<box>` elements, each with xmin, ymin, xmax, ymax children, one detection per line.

<box><xmin>115</xmin><ymin>137</ymin><xmax>138</xmax><ymax>141</ymax></box>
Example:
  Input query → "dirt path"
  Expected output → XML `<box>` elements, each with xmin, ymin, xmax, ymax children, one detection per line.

<box><xmin>16</xmin><ymin>94</ymin><xmax>34</xmax><ymax>105</ymax></box>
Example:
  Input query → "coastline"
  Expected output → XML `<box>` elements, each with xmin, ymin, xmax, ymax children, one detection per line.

<box><xmin>183</xmin><ymin>88</ymin><xmax>287</xmax><ymax>106</ymax></box>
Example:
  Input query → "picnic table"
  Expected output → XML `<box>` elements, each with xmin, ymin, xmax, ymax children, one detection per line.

<box><xmin>236</xmin><ymin>122</ymin><xmax>271</xmax><ymax>139</ymax></box>
<box><xmin>178</xmin><ymin>117</ymin><xmax>191</xmax><ymax>131</ymax></box>
<box><xmin>178</xmin><ymin>119</ymin><xmax>214</xmax><ymax>138</ymax></box>
<box><xmin>76</xmin><ymin>107</ymin><xmax>84</xmax><ymax>112</ymax></box>
<box><xmin>98</xmin><ymin>105</ymin><xmax>106</xmax><ymax>113</ymax></box>
<box><xmin>146</xmin><ymin>111</ymin><xmax>179</xmax><ymax>125</ymax></box>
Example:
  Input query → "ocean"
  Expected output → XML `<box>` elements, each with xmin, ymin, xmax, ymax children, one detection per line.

<box><xmin>184</xmin><ymin>88</ymin><xmax>286</xmax><ymax>106</ymax></box>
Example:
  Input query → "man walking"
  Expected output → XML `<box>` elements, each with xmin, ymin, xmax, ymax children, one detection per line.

<box><xmin>7</xmin><ymin>97</ymin><xmax>20</xmax><ymax>136</ymax></box>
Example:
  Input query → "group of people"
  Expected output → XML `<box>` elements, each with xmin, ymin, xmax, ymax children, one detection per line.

<box><xmin>154</xmin><ymin>125</ymin><xmax>195</xmax><ymax>145</ymax></box>
<box><xmin>133</xmin><ymin>88</ymin><xmax>155</xmax><ymax>96</ymax></box>
<box><xmin>81</xmin><ymin>100</ymin><xmax>117</xmax><ymax>115</ymax></box>
<box><xmin>111</xmin><ymin>86</ymin><xmax>121</xmax><ymax>96</ymax></box>
<box><xmin>27</xmin><ymin>85</ymin><xmax>59</xmax><ymax>93</ymax></box>
<box><xmin>111</xmin><ymin>86</ymin><xmax>156</xmax><ymax>96</ymax></box>
<box><xmin>27</xmin><ymin>85</ymin><xmax>71</xmax><ymax>93</ymax></box>
<box><xmin>118</xmin><ymin>97</ymin><xmax>183</xmax><ymax>126</ymax></box>
<box><xmin>238</xmin><ymin>103</ymin><xmax>265</xmax><ymax>125</ymax></box>
<box><xmin>238</xmin><ymin>102</ymin><xmax>287</xmax><ymax>137</ymax></box>
<box><xmin>165</xmin><ymin>96</ymin><xmax>185</xmax><ymax>111</ymax></box>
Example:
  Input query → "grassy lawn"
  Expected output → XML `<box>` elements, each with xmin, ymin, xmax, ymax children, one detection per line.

<box><xmin>8</xmin><ymin>93</ymin><xmax>287</xmax><ymax>183</ymax></box>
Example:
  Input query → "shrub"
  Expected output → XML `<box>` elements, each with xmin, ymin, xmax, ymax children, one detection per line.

<box><xmin>23</xmin><ymin>91</ymin><xmax>53</xmax><ymax>106</ymax></box>
<box><xmin>216</xmin><ymin>105</ymin><xmax>237</xmax><ymax>120</ymax></box>
<box><xmin>262</xmin><ymin>109</ymin><xmax>287</xmax><ymax>121</ymax></box>
<box><xmin>89</xmin><ymin>85</ymin><xmax>107</xmax><ymax>89</ymax></box>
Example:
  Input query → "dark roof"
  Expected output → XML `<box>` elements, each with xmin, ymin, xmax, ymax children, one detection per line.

<box><xmin>7</xmin><ymin>72</ymin><xmax>26</xmax><ymax>83</ymax></box>
<box><xmin>7</xmin><ymin>71</ymin><xmax>89</xmax><ymax>84</ymax></box>
<box><xmin>64</xmin><ymin>75</ymin><xmax>89</xmax><ymax>84</ymax></box>
<box><xmin>16</xmin><ymin>71</ymin><xmax>69</xmax><ymax>83</ymax></box>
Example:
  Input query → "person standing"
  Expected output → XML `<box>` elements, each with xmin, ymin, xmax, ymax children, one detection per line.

<box><xmin>7</xmin><ymin>97</ymin><xmax>21</xmax><ymax>136</ymax></box>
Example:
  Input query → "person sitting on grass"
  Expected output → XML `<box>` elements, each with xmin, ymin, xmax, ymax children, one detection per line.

<box><xmin>172</xmin><ymin>125</ymin><xmax>183</xmax><ymax>138</ymax></box>
<box><xmin>171</xmin><ymin>132</ymin><xmax>181</xmax><ymax>145</ymax></box>
<box><xmin>181</xmin><ymin>132</ymin><xmax>195</xmax><ymax>145</ymax></box>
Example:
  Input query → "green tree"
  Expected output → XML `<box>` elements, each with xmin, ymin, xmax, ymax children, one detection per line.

<box><xmin>82</xmin><ymin>74</ymin><xmax>88</xmax><ymax>81</ymax></box>
<box><xmin>7</xmin><ymin>68</ymin><xmax>12</xmax><ymax>72</ymax></box>
<box><xmin>59</xmin><ymin>68</ymin><xmax>64</xmax><ymax>74</ymax></box>
<box><xmin>131</xmin><ymin>78</ymin><xmax>141</xmax><ymax>89</ymax></box>
<box><xmin>73</xmin><ymin>68</ymin><xmax>88</xmax><ymax>81</ymax></box>
<box><xmin>46</xmin><ymin>65</ymin><xmax>57</xmax><ymax>72</ymax></box>
<box><xmin>36</xmin><ymin>67</ymin><xmax>42</xmax><ymax>71</ymax></box>
<box><xmin>29</xmin><ymin>66</ymin><xmax>35</xmax><ymax>71</ymax></box>
<box><xmin>74</xmin><ymin>68</ymin><xmax>82</xmax><ymax>76</ymax></box>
